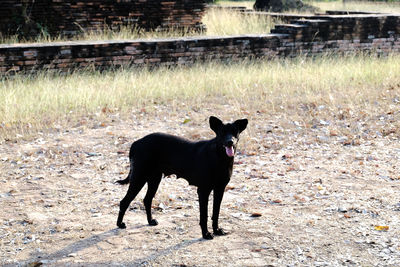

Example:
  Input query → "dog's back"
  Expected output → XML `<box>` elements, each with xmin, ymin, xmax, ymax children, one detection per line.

<box><xmin>129</xmin><ymin>132</ymin><xmax>219</xmax><ymax>186</ymax></box>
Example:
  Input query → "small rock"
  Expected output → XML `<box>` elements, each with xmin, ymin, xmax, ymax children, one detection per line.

<box><xmin>317</xmin><ymin>135</ymin><xmax>329</xmax><ymax>142</ymax></box>
<box><xmin>320</xmin><ymin>120</ymin><xmax>329</xmax><ymax>126</ymax></box>
<box><xmin>337</xmin><ymin>136</ymin><xmax>348</xmax><ymax>144</ymax></box>
<box><xmin>158</xmin><ymin>202</ymin><xmax>167</xmax><ymax>211</ymax></box>
<box><xmin>27</xmin><ymin>261</ymin><xmax>43</xmax><ymax>267</ymax></box>
<box><xmin>250</xmin><ymin>212</ymin><xmax>262</xmax><ymax>218</ymax></box>
<box><xmin>354</xmin><ymin>154</ymin><xmax>364</xmax><ymax>160</ymax></box>
<box><xmin>86</xmin><ymin>152</ymin><xmax>101</xmax><ymax>157</ymax></box>
<box><xmin>338</xmin><ymin>207</ymin><xmax>348</xmax><ymax>213</ymax></box>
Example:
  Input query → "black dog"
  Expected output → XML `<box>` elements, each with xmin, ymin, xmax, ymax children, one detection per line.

<box><xmin>116</xmin><ymin>116</ymin><xmax>248</xmax><ymax>239</ymax></box>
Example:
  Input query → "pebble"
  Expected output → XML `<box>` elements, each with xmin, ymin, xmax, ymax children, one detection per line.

<box><xmin>337</xmin><ymin>207</ymin><xmax>348</xmax><ymax>213</ymax></box>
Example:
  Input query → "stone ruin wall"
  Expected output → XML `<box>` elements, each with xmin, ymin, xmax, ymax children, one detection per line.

<box><xmin>0</xmin><ymin>0</ymin><xmax>207</xmax><ymax>37</ymax></box>
<box><xmin>1</xmin><ymin>10</ymin><xmax>400</xmax><ymax>75</ymax></box>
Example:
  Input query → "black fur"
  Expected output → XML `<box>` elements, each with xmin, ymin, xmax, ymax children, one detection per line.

<box><xmin>116</xmin><ymin>116</ymin><xmax>248</xmax><ymax>239</ymax></box>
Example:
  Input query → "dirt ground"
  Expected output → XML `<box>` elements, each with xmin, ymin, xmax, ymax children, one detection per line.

<box><xmin>1</xmin><ymin>103</ymin><xmax>400</xmax><ymax>266</ymax></box>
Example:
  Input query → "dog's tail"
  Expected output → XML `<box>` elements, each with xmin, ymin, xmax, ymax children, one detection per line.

<box><xmin>115</xmin><ymin>159</ymin><xmax>133</xmax><ymax>185</ymax></box>
<box><xmin>116</xmin><ymin>175</ymin><xmax>130</xmax><ymax>185</ymax></box>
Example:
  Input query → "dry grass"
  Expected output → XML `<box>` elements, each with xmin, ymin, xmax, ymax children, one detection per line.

<box><xmin>218</xmin><ymin>0</ymin><xmax>255</xmax><ymax>9</ymax></box>
<box><xmin>219</xmin><ymin>0</ymin><xmax>400</xmax><ymax>14</ymax></box>
<box><xmin>0</xmin><ymin>24</ymin><xmax>197</xmax><ymax>45</ymax></box>
<box><xmin>204</xmin><ymin>7</ymin><xmax>274</xmax><ymax>36</ymax></box>
<box><xmin>310</xmin><ymin>1</ymin><xmax>400</xmax><ymax>14</ymax></box>
<box><xmin>1</xmin><ymin>54</ymin><xmax>400</xmax><ymax>141</ymax></box>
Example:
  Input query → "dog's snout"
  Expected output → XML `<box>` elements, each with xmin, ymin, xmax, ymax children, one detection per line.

<box><xmin>224</xmin><ymin>135</ymin><xmax>235</xmax><ymax>147</ymax></box>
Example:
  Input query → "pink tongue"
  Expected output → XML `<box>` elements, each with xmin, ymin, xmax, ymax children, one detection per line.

<box><xmin>225</xmin><ymin>146</ymin><xmax>235</xmax><ymax>157</ymax></box>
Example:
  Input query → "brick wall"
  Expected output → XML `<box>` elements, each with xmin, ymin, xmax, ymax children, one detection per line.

<box><xmin>1</xmin><ymin>13</ymin><xmax>400</xmax><ymax>75</ymax></box>
<box><xmin>0</xmin><ymin>0</ymin><xmax>206</xmax><ymax>37</ymax></box>
<box><xmin>272</xmin><ymin>14</ymin><xmax>400</xmax><ymax>41</ymax></box>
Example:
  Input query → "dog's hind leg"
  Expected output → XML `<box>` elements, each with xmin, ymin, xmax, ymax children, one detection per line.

<box><xmin>117</xmin><ymin>178</ymin><xmax>146</xmax><ymax>229</ymax></box>
<box><xmin>143</xmin><ymin>175</ymin><xmax>162</xmax><ymax>226</ymax></box>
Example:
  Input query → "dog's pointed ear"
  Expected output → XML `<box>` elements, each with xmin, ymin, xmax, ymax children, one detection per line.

<box><xmin>209</xmin><ymin>116</ymin><xmax>223</xmax><ymax>133</ymax></box>
<box><xmin>234</xmin><ymin>118</ymin><xmax>248</xmax><ymax>134</ymax></box>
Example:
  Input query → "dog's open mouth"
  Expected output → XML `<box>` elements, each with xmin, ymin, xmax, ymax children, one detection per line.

<box><xmin>225</xmin><ymin>146</ymin><xmax>235</xmax><ymax>157</ymax></box>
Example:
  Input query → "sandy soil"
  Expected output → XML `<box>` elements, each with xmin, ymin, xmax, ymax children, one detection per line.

<box><xmin>1</xmin><ymin>104</ymin><xmax>400</xmax><ymax>266</ymax></box>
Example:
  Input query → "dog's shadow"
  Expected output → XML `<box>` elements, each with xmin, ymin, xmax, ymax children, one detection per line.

<box><xmin>133</xmin><ymin>237</ymin><xmax>204</xmax><ymax>265</ymax></box>
<box><xmin>23</xmin><ymin>226</ymin><xmax>203</xmax><ymax>266</ymax></box>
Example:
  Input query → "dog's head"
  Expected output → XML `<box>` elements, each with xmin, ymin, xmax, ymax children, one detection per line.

<box><xmin>209</xmin><ymin>116</ymin><xmax>248</xmax><ymax>158</ymax></box>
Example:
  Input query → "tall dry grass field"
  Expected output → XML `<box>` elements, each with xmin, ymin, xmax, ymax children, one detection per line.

<box><xmin>1</xmin><ymin>54</ymin><xmax>400</xmax><ymax>140</ymax></box>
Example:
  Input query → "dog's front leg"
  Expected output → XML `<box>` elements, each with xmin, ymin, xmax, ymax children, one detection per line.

<box><xmin>212</xmin><ymin>186</ymin><xmax>228</xmax><ymax>236</ymax></box>
<box><xmin>197</xmin><ymin>187</ymin><xmax>213</xmax><ymax>240</ymax></box>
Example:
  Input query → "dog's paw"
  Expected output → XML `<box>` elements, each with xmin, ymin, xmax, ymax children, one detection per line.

<box><xmin>202</xmin><ymin>232</ymin><xmax>214</xmax><ymax>240</ymax></box>
<box><xmin>213</xmin><ymin>228</ymin><xmax>227</xmax><ymax>236</ymax></box>
<box><xmin>148</xmin><ymin>219</ymin><xmax>158</xmax><ymax>226</ymax></box>
<box><xmin>117</xmin><ymin>222</ymin><xmax>126</xmax><ymax>229</ymax></box>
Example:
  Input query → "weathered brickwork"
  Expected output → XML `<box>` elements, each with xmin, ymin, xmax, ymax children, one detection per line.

<box><xmin>1</xmin><ymin>12</ymin><xmax>400</xmax><ymax>75</ymax></box>
<box><xmin>272</xmin><ymin>14</ymin><xmax>400</xmax><ymax>41</ymax></box>
<box><xmin>0</xmin><ymin>0</ymin><xmax>206</xmax><ymax>37</ymax></box>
